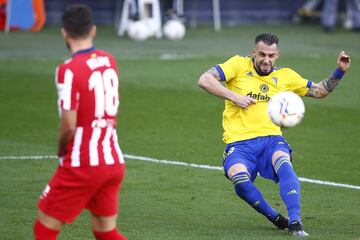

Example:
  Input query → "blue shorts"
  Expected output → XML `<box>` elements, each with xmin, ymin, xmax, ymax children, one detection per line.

<box><xmin>222</xmin><ymin>135</ymin><xmax>292</xmax><ymax>183</ymax></box>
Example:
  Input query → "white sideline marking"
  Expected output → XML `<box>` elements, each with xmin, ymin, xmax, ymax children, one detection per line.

<box><xmin>1</xmin><ymin>154</ymin><xmax>360</xmax><ymax>191</ymax></box>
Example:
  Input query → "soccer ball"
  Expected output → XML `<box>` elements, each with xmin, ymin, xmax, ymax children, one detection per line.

<box><xmin>142</xmin><ymin>18</ymin><xmax>158</xmax><ymax>37</ymax></box>
<box><xmin>163</xmin><ymin>20</ymin><xmax>186</xmax><ymax>40</ymax></box>
<box><xmin>127</xmin><ymin>20</ymin><xmax>152</xmax><ymax>41</ymax></box>
<box><xmin>267</xmin><ymin>91</ymin><xmax>305</xmax><ymax>128</ymax></box>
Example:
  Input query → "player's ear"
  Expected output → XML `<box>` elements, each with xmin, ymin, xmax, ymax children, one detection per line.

<box><xmin>251</xmin><ymin>48</ymin><xmax>256</xmax><ymax>57</ymax></box>
<box><xmin>61</xmin><ymin>28</ymin><xmax>67</xmax><ymax>39</ymax></box>
<box><xmin>90</xmin><ymin>25</ymin><xmax>96</xmax><ymax>38</ymax></box>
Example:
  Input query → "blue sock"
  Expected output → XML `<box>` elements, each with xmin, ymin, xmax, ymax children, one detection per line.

<box><xmin>231</xmin><ymin>172</ymin><xmax>279</xmax><ymax>221</ymax></box>
<box><xmin>274</xmin><ymin>156</ymin><xmax>301</xmax><ymax>224</ymax></box>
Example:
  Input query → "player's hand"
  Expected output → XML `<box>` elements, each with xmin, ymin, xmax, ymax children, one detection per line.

<box><xmin>57</xmin><ymin>148</ymin><xmax>67</xmax><ymax>157</ymax></box>
<box><xmin>232</xmin><ymin>94</ymin><xmax>256</xmax><ymax>109</ymax></box>
<box><xmin>337</xmin><ymin>51</ymin><xmax>351</xmax><ymax>72</ymax></box>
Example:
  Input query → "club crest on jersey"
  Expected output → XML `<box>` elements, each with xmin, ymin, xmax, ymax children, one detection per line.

<box><xmin>272</xmin><ymin>77</ymin><xmax>278</xmax><ymax>85</ymax></box>
<box><xmin>259</xmin><ymin>84</ymin><xmax>269</xmax><ymax>93</ymax></box>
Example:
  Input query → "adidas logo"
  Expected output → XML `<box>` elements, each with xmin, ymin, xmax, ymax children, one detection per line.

<box><xmin>287</xmin><ymin>190</ymin><xmax>298</xmax><ymax>195</ymax></box>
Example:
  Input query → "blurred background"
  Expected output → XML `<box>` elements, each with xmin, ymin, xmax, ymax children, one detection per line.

<box><xmin>1</xmin><ymin>0</ymin><xmax>359</xmax><ymax>33</ymax></box>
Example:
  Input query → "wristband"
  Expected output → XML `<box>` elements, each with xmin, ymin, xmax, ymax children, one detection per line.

<box><xmin>332</xmin><ymin>68</ymin><xmax>345</xmax><ymax>80</ymax></box>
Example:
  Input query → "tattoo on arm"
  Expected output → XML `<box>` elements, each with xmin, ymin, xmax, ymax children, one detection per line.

<box><xmin>322</xmin><ymin>76</ymin><xmax>340</xmax><ymax>93</ymax></box>
<box><xmin>206</xmin><ymin>67</ymin><xmax>222</xmax><ymax>81</ymax></box>
<box><xmin>306</xmin><ymin>76</ymin><xmax>341</xmax><ymax>98</ymax></box>
<box><xmin>306</xmin><ymin>84</ymin><xmax>321</xmax><ymax>98</ymax></box>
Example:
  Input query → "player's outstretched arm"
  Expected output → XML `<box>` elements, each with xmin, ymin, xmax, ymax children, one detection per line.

<box><xmin>306</xmin><ymin>51</ymin><xmax>351</xmax><ymax>98</ymax></box>
<box><xmin>197</xmin><ymin>67</ymin><xmax>256</xmax><ymax>109</ymax></box>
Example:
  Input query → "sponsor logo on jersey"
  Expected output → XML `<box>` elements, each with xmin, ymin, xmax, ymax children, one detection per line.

<box><xmin>91</xmin><ymin>118</ymin><xmax>116</xmax><ymax>128</ymax></box>
<box><xmin>246</xmin><ymin>91</ymin><xmax>271</xmax><ymax>101</ymax></box>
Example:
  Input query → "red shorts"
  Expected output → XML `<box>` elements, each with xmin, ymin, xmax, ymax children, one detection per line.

<box><xmin>38</xmin><ymin>164</ymin><xmax>125</xmax><ymax>223</ymax></box>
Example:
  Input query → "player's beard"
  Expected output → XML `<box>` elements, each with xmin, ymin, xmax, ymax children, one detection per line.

<box><xmin>65</xmin><ymin>41</ymin><xmax>71</xmax><ymax>51</ymax></box>
<box><xmin>255</xmin><ymin>61</ymin><xmax>273</xmax><ymax>76</ymax></box>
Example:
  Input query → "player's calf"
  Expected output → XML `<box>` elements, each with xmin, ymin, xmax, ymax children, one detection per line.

<box><xmin>231</xmin><ymin>172</ymin><xmax>280</xmax><ymax>224</ymax></box>
<box><xmin>274</xmin><ymin>156</ymin><xmax>301</xmax><ymax>224</ymax></box>
<box><xmin>93</xmin><ymin>228</ymin><xmax>127</xmax><ymax>240</ymax></box>
<box><xmin>33</xmin><ymin>220</ymin><xmax>60</xmax><ymax>240</ymax></box>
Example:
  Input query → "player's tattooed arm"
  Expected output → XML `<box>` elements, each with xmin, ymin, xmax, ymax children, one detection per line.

<box><xmin>198</xmin><ymin>67</ymin><xmax>256</xmax><ymax>109</ymax></box>
<box><xmin>206</xmin><ymin>67</ymin><xmax>222</xmax><ymax>81</ymax></box>
<box><xmin>305</xmin><ymin>77</ymin><xmax>339</xmax><ymax>98</ymax></box>
<box><xmin>306</xmin><ymin>51</ymin><xmax>350</xmax><ymax>99</ymax></box>
<box><xmin>322</xmin><ymin>76</ymin><xmax>340</xmax><ymax>92</ymax></box>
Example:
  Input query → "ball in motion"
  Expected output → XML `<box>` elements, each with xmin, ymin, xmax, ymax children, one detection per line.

<box><xmin>163</xmin><ymin>20</ymin><xmax>186</xmax><ymax>40</ymax></box>
<box><xmin>267</xmin><ymin>91</ymin><xmax>305</xmax><ymax>128</ymax></box>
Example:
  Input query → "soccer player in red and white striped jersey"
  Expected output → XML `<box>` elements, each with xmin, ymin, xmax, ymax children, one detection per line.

<box><xmin>33</xmin><ymin>5</ymin><xmax>126</xmax><ymax>240</ymax></box>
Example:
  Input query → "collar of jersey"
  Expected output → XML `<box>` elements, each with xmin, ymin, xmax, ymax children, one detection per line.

<box><xmin>72</xmin><ymin>46</ymin><xmax>96</xmax><ymax>57</ymax></box>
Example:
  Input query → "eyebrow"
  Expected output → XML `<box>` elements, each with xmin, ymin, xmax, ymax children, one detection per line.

<box><xmin>256</xmin><ymin>50</ymin><xmax>277</xmax><ymax>56</ymax></box>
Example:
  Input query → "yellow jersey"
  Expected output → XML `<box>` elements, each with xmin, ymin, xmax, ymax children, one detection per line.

<box><xmin>216</xmin><ymin>55</ymin><xmax>312</xmax><ymax>144</ymax></box>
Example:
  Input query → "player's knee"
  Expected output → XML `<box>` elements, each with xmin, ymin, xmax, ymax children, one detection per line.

<box><xmin>274</xmin><ymin>156</ymin><xmax>297</xmax><ymax>179</ymax></box>
<box><xmin>231</xmin><ymin>172</ymin><xmax>252</xmax><ymax>195</ymax></box>
<box><xmin>227</xmin><ymin>163</ymin><xmax>249</xmax><ymax>179</ymax></box>
<box><xmin>91</xmin><ymin>214</ymin><xmax>117</xmax><ymax>232</ymax></box>
<box><xmin>272</xmin><ymin>150</ymin><xmax>290</xmax><ymax>165</ymax></box>
<box><xmin>37</xmin><ymin>210</ymin><xmax>64</xmax><ymax>230</ymax></box>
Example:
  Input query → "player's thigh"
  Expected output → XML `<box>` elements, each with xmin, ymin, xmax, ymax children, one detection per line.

<box><xmin>37</xmin><ymin>210</ymin><xmax>64</xmax><ymax>230</ymax></box>
<box><xmin>227</xmin><ymin>163</ymin><xmax>249</xmax><ymax>179</ymax></box>
<box><xmin>255</xmin><ymin>136</ymin><xmax>292</xmax><ymax>182</ymax></box>
<box><xmin>86</xmin><ymin>165</ymin><xmax>125</xmax><ymax>217</ymax></box>
<box><xmin>223</xmin><ymin>144</ymin><xmax>257</xmax><ymax>180</ymax></box>
<box><xmin>266</xmin><ymin>135</ymin><xmax>292</xmax><ymax>166</ymax></box>
<box><xmin>271</xmin><ymin>150</ymin><xmax>290</xmax><ymax>165</ymax></box>
<box><xmin>38</xmin><ymin>168</ymin><xmax>98</xmax><ymax>224</ymax></box>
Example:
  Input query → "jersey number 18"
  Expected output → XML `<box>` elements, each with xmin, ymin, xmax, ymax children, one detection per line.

<box><xmin>89</xmin><ymin>68</ymin><xmax>119</xmax><ymax>118</ymax></box>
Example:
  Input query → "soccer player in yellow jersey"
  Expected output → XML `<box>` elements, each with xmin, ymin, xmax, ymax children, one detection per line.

<box><xmin>197</xmin><ymin>33</ymin><xmax>351</xmax><ymax>237</ymax></box>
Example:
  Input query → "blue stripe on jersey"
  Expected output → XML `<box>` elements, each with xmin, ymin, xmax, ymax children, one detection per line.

<box><xmin>306</xmin><ymin>80</ymin><xmax>313</xmax><ymax>88</ymax></box>
<box><xmin>72</xmin><ymin>46</ymin><xmax>96</xmax><ymax>57</ymax></box>
<box><xmin>215</xmin><ymin>65</ymin><xmax>226</xmax><ymax>81</ymax></box>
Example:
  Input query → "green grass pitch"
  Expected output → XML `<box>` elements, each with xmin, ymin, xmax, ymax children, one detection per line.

<box><xmin>0</xmin><ymin>24</ymin><xmax>360</xmax><ymax>239</ymax></box>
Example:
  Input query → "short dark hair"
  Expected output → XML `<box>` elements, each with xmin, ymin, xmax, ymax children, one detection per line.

<box><xmin>255</xmin><ymin>33</ymin><xmax>279</xmax><ymax>46</ymax></box>
<box><xmin>62</xmin><ymin>4</ymin><xmax>94</xmax><ymax>39</ymax></box>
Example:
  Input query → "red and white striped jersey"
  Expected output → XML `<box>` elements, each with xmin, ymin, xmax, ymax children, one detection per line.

<box><xmin>55</xmin><ymin>47</ymin><xmax>124</xmax><ymax>168</ymax></box>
